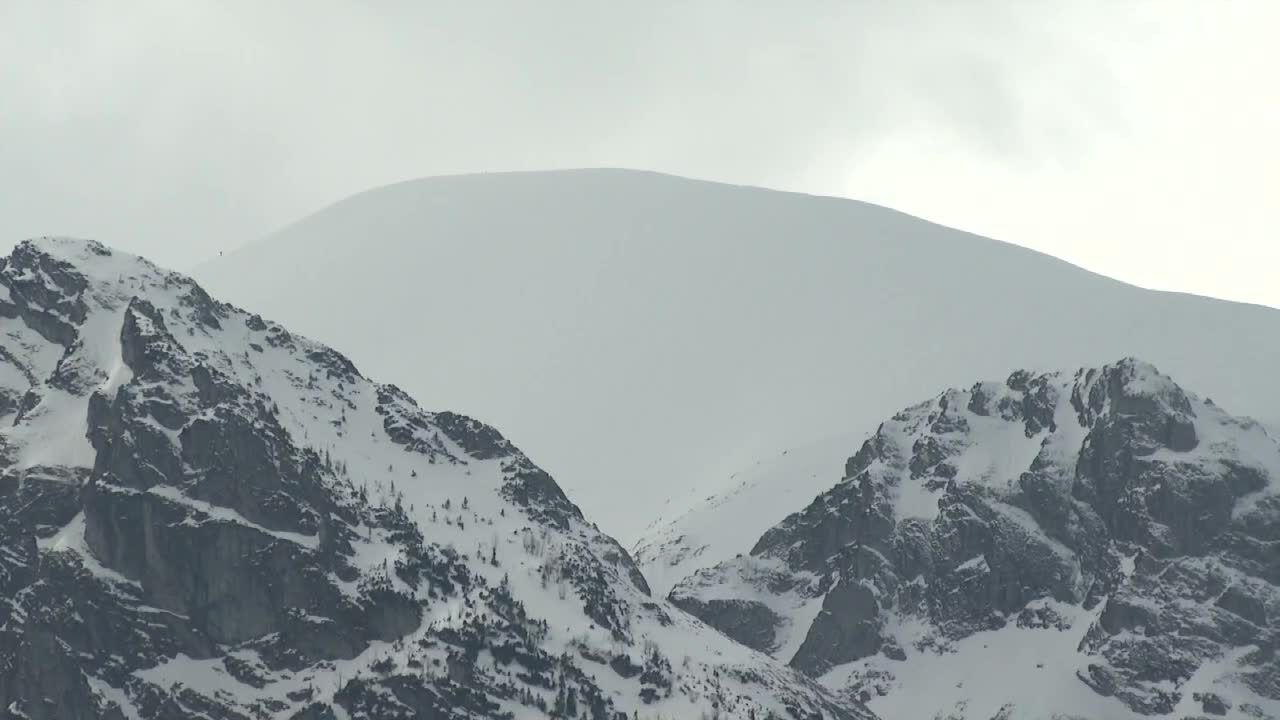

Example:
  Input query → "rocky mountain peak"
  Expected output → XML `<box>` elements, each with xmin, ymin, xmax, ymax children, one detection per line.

<box><xmin>669</xmin><ymin>359</ymin><xmax>1280</xmax><ymax>718</ymax></box>
<box><xmin>0</xmin><ymin>238</ymin><xmax>872</xmax><ymax>719</ymax></box>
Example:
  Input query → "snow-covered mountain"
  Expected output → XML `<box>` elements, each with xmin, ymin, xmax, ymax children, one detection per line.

<box><xmin>0</xmin><ymin>238</ymin><xmax>874</xmax><ymax>719</ymax></box>
<box><xmin>194</xmin><ymin>169</ymin><xmax>1280</xmax><ymax>543</ymax></box>
<box><xmin>665</xmin><ymin>359</ymin><xmax>1280</xmax><ymax>719</ymax></box>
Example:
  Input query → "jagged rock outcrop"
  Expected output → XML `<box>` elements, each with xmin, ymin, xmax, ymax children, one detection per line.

<box><xmin>0</xmin><ymin>238</ymin><xmax>874</xmax><ymax>720</ymax></box>
<box><xmin>670</xmin><ymin>359</ymin><xmax>1280</xmax><ymax>718</ymax></box>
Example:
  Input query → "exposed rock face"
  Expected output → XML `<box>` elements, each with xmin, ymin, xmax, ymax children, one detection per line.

<box><xmin>0</xmin><ymin>239</ymin><xmax>874</xmax><ymax>720</ymax></box>
<box><xmin>670</xmin><ymin>359</ymin><xmax>1280</xmax><ymax>718</ymax></box>
<box><xmin>791</xmin><ymin>581</ymin><xmax>883</xmax><ymax>675</ymax></box>
<box><xmin>668</xmin><ymin>597</ymin><xmax>783</xmax><ymax>654</ymax></box>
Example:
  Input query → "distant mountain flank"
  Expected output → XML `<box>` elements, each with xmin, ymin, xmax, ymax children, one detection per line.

<box><xmin>196</xmin><ymin>168</ymin><xmax>1280</xmax><ymax>542</ymax></box>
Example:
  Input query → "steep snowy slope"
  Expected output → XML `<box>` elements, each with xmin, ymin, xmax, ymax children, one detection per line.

<box><xmin>196</xmin><ymin>169</ymin><xmax>1280</xmax><ymax>542</ymax></box>
<box><xmin>0</xmin><ymin>238</ymin><xmax>873</xmax><ymax>720</ymax></box>
<box><xmin>669</xmin><ymin>359</ymin><xmax>1280</xmax><ymax>719</ymax></box>
<box><xmin>635</xmin><ymin>434</ymin><xmax>860</xmax><ymax>595</ymax></box>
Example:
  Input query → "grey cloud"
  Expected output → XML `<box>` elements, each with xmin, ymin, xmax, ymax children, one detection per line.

<box><xmin>0</xmin><ymin>1</ymin><xmax>1133</xmax><ymax>267</ymax></box>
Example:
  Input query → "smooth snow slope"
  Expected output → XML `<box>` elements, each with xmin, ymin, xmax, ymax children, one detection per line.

<box><xmin>196</xmin><ymin>169</ymin><xmax>1280</xmax><ymax>543</ymax></box>
<box><xmin>635</xmin><ymin>433</ymin><xmax>861</xmax><ymax>594</ymax></box>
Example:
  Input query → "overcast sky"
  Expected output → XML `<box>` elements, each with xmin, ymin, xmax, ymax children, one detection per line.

<box><xmin>2</xmin><ymin>1</ymin><xmax>1277</xmax><ymax>307</ymax></box>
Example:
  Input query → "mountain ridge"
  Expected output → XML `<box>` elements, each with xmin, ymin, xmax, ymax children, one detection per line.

<box><xmin>211</xmin><ymin>169</ymin><xmax>1090</xmax><ymax>274</ymax></box>
<box><xmin>213</xmin><ymin>168</ymin><xmax>1280</xmax><ymax>314</ymax></box>
<box><xmin>662</xmin><ymin>357</ymin><xmax>1280</xmax><ymax>719</ymax></box>
<box><xmin>0</xmin><ymin>236</ymin><xmax>873</xmax><ymax>719</ymax></box>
